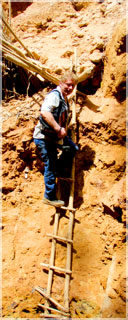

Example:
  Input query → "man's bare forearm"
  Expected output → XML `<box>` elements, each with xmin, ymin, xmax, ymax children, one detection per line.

<box><xmin>41</xmin><ymin>111</ymin><xmax>66</xmax><ymax>138</ymax></box>
<box><xmin>41</xmin><ymin>111</ymin><xmax>60</xmax><ymax>132</ymax></box>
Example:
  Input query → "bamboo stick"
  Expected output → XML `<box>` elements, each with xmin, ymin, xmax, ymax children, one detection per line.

<box><xmin>2</xmin><ymin>38</ymin><xmax>27</xmax><ymax>58</ymax></box>
<box><xmin>2</xmin><ymin>37</ymin><xmax>51</xmax><ymax>71</ymax></box>
<box><xmin>2</xmin><ymin>11</ymin><xmax>9</xmax><ymax>40</ymax></box>
<box><xmin>35</xmin><ymin>286</ymin><xmax>68</xmax><ymax>313</ymax></box>
<box><xmin>46</xmin><ymin>233</ymin><xmax>73</xmax><ymax>244</ymax></box>
<box><xmin>2</xmin><ymin>49</ymin><xmax>46</xmax><ymax>84</ymax></box>
<box><xmin>9</xmin><ymin>0</ymin><xmax>11</xmax><ymax>28</ymax></box>
<box><xmin>38</xmin><ymin>303</ymin><xmax>70</xmax><ymax>316</ymax></box>
<box><xmin>2</xmin><ymin>37</ymin><xmax>60</xmax><ymax>85</ymax></box>
<box><xmin>2</xmin><ymin>45</ymin><xmax>45</xmax><ymax>83</ymax></box>
<box><xmin>3</xmin><ymin>49</ymin><xmax>59</xmax><ymax>85</ymax></box>
<box><xmin>64</xmin><ymin>49</ymin><xmax>77</xmax><ymax>312</ymax></box>
<box><xmin>44</xmin><ymin>211</ymin><xmax>60</xmax><ymax>313</ymax></box>
<box><xmin>57</xmin><ymin>177</ymin><xmax>74</xmax><ymax>182</ymax></box>
<box><xmin>3</xmin><ymin>52</ymin><xmax>39</xmax><ymax>74</ymax></box>
<box><xmin>40</xmin><ymin>263</ymin><xmax>72</xmax><ymax>275</ymax></box>
<box><xmin>64</xmin><ymin>209</ymin><xmax>74</xmax><ymax>310</ymax></box>
<box><xmin>2</xmin><ymin>15</ymin><xmax>34</xmax><ymax>58</ymax></box>
<box><xmin>60</xmin><ymin>206</ymin><xmax>76</xmax><ymax>212</ymax></box>
<box><xmin>40</xmin><ymin>313</ymin><xmax>67</xmax><ymax>318</ymax></box>
<box><xmin>2</xmin><ymin>46</ymin><xmax>42</xmax><ymax>73</ymax></box>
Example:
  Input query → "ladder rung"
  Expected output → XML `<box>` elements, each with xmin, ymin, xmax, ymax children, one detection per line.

<box><xmin>46</xmin><ymin>233</ymin><xmax>73</xmax><ymax>244</ymax></box>
<box><xmin>40</xmin><ymin>263</ymin><xmax>72</xmax><ymax>275</ymax></box>
<box><xmin>35</xmin><ymin>286</ymin><xmax>69</xmax><ymax>313</ymax></box>
<box><xmin>40</xmin><ymin>313</ymin><xmax>67</xmax><ymax>318</ymax></box>
<box><xmin>58</xmin><ymin>177</ymin><xmax>74</xmax><ymax>182</ymax></box>
<box><xmin>38</xmin><ymin>303</ymin><xmax>70</xmax><ymax>316</ymax></box>
<box><xmin>60</xmin><ymin>206</ymin><xmax>76</xmax><ymax>212</ymax></box>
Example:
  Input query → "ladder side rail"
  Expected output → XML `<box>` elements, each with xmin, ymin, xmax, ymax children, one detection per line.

<box><xmin>64</xmin><ymin>48</ymin><xmax>77</xmax><ymax>310</ymax></box>
<box><xmin>64</xmin><ymin>110</ymin><xmax>76</xmax><ymax>310</ymax></box>
<box><xmin>35</xmin><ymin>286</ymin><xmax>68</xmax><ymax>312</ymax></box>
<box><xmin>44</xmin><ymin>210</ymin><xmax>60</xmax><ymax>313</ymax></box>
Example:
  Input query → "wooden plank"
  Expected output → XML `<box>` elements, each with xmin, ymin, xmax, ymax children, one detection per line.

<box><xmin>35</xmin><ymin>286</ymin><xmax>69</xmax><ymax>313</ymax></box>
<box><xmin>40</xmin><ymin>263</ymin><xmax>72</xmax><ymax>275</ymax></box>
<box><xmin>38</xmin><ymin>303</ymin><xmax>70</xmax><ymax>316</ymax></box>
<box><xmin>46</xmin><ymin>233</ymin><xmax>73</xmax><ymax>244</ymax></box>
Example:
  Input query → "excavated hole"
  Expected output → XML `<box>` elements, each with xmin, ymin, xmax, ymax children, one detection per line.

<box><xmin>2</xmin><ymin>60</ymin><xmax>55</xmax><ymax>100</ymax></box>
<box><xmin>77</xmin><ymin>61</ymin><xmax>104</xmax><ymax>95</ymax></box>
<box><xmin>2</xmin><ymin>59</ymin><xmax>104</xmax><ymax>100</ymax></box>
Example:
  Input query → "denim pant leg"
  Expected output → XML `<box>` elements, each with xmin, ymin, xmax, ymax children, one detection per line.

<box><xmin>63</xmin><ymin>136</ymin><xmax>79</xmax><ymax>157</ymax></box>
<box><xmin>34</xmin><ymin>138</ymin><xmax>57</xmax><ymax>200</ymax></box>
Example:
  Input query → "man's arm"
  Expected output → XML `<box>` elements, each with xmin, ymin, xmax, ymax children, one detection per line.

<box><xmin>41</xmin><ymin>110</ymin><xmax>66</xmax><ymax>138</ymax></box>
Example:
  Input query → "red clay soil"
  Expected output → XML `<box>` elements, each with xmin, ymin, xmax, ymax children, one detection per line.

<box><xmin>2</xmin><ymin>0</ymin><xmax>126</xmax><ymax>318</ymax></box>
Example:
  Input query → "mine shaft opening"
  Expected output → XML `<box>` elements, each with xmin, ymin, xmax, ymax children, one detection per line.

<box><xmin>77</xmin><ymin>61</ymin><xmax>104</xmax><ymax>95</ymax></box>
<box><xmin>2</xmin><ymin>60</ymin><xmax>56</xmax><ymax>100</ymax></box>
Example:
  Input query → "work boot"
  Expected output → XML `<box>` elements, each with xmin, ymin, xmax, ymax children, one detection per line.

<box><xmin>42</xmin><ymin>197</ymin><xmax>65</xmax><ymax>207</ymax></box>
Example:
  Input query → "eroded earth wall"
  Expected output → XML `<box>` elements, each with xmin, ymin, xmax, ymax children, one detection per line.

<box><xmin>2</xmin><ymin>0</ymin><xmax>126</xmax><ymax>318</ymax></box>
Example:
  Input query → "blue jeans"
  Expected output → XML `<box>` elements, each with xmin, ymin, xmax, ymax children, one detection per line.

<box><xmin>34</xmin><ymin>137</ymin><xmax>78</xmax><ymax>200</ymax></box>
<box><xmin>34</xmin><ymin>138</ymin><xmax>57</xmax><ymax>200</ymax></box>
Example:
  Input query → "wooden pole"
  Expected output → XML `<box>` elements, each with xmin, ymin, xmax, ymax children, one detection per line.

<box><xmin>9</xmin><ymin>0</ymin><xmax>11</xmax><ymax>28</ymax></box>
<box><xmin>2</xmin><ymin>47</ymin><xmax>59</xmax><ymax>85</ymax></box>
<box><xmin>64</xmin><ymin>48</ymin><xmax>77</xmax><ymax>312</ymax></box>
<box><xmin>44</xmin><ymin>211</ymin><xmax>60</xmax><ymax>313</ymax></box>
<box><xmin>2</xmin><ymin>38</ymin><xmax>27</xmax><ymax>58</ymax></box>
<box><xmin>46</xmin><ymin>233</ymin><xmax>73</xmax><ymax>244</ymax></box>
<box><xmin>40</xmin><ymin>263</ymin><xmax>72</xmax><ymax>275</ymax></box>
<box><xmin>2</xmin><ymin>16</ymin><xmax>34</xmax><ymax>58</ymax></box>
<box><xmin>38</xmin><ymin>303</ymin><xmax>70</xmax><ymax>316</ymax></box>
<box><xmin>35</xmin><ymin>286</ymin><xmax>68</xmax><ymax>313</ymax></box>
<box><xmin>40</xmin><ymin>313</ymin><xmax>67</xmax><ymax>318</ymax></box>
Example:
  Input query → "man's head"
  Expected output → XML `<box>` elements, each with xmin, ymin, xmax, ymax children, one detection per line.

<box><xmin>59</xmin><ymin>72</ymin><xmax>77</xmax><ymax>97</ymax></box>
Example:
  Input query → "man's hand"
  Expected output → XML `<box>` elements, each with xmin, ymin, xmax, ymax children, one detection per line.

<box><xmin>41</xmin><ymin>111</ymin><xmax>67</xmax><ymax>138</ymax></box>
<box><xmin>58</xmin><ymin>127</ymin><xmax>67</xmax><ymax>138</ymax></box>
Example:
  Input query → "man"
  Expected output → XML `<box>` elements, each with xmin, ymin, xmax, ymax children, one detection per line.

<box><xmin>33</xmin><ymin>72</ymin><xmax>77</xmax><ymax>207</ymax></box>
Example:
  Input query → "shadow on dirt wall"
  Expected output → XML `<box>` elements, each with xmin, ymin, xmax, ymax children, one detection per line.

<box><xmin>11</xmin><ymin>2</ymin><xmax>32</xmax><ymax>17</ymax></box>
<box><xmin>58</xmin><ymin>145</ymin><xmax>96</xmax><ymax>209</ymax></box>
<box><xmin>21</xmin><ymin>142</ymin><xmax>95</xmax><ymax>210</ymax></box>
<box><xmin>74</xmin><ymin>145</ymin><xmax>96</xmax><ymax>208</ymax></box>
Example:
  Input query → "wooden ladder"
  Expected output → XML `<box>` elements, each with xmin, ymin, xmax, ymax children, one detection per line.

<box><xmin>35</xmin><ymin>52</ymin><xmax>77</xmax><ymax>318</ymax></box>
